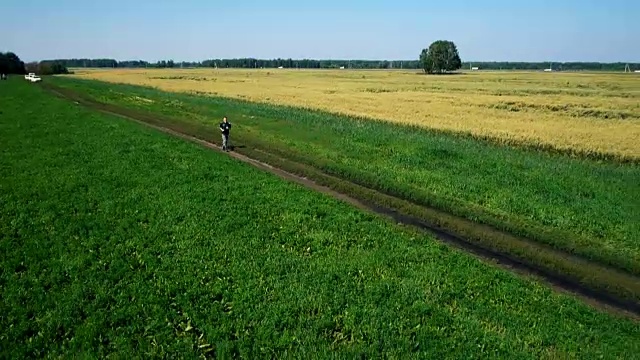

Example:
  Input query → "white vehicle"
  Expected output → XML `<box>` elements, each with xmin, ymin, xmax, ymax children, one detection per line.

<box><xmin>24</xmin><ymin>73</ymin><xmax>42</xmax><ymax>82</ymax></box>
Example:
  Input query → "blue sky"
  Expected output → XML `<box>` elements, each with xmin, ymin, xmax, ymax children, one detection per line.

<box><xmin>2</xmin><ymin>0</ymin><xmax>639</xmax><ymax>62</ymax></box>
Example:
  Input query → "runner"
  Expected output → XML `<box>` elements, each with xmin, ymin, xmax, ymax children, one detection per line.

<box><xmin>219</xmin><ymin>116</ymin><xmax>232</xmax><ymax>151</ymax></box>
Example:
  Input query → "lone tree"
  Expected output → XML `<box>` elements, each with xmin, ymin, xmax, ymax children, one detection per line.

<box><xmin>419</xmin><ymin>40</ymin><xmax>462</xmax><ymax>74</ymax></box>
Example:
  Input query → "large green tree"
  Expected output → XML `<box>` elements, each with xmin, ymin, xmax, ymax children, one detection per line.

<box><xmin>0</xmin><ymin>52</ymin><xmax>26</xmax><ymax>75</ymax></box>
<box><xmin>420</xmin><ymin>40</ymin><xmax>462</xmax><ymax>74</ymax></box>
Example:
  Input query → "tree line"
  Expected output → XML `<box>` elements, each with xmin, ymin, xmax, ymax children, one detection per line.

<box><xmin>464</xmin><ymin>62</ymin><xmax>638</xmax><ymax>71</ymax></box>
<box><xmin>44</xmin><ymin>58</ymin><xmax>423</xmax><ymax>69</ymax></box>
<box><xmin>1</xmin><ymin>52</ymin><xmax>71</xmax><ymax>76</ymax></box>
<box><xmin>25</xmin><ymin>61</ymin><xmax>70</xmax><ymax>75</ymax></box>
<box><xmin>39</xmin><ymin>57</ymin><xmax>639</xmax><ymax>72</ymax></box>
<box><xmin>4</xmin><ymin>51</ymin><xmax>638</xmax><ymax>75</ymax></box>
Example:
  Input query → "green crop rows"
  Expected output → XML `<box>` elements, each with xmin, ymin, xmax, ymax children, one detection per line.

<box><xmin>1</xmin><ymin>78</ymin><xmax>639</xmax><ymax>358</ymax></box>
<box><xmin>48</xmin><ymin>77</ymin><xmax>640</xmax><ymax>277</ymax></box>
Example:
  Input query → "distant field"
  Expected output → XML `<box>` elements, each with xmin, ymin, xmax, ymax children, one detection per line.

<box><xmin>68</xmin><ymin>68</ymin><xmax>640</xmax><ymax>160</ymax></box>
<box><xmin>2</xmin><ymin>75</ymin><xmax>640</xmax><ymax>359</ymax></box>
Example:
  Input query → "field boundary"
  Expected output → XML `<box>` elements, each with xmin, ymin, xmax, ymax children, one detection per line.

<box><xmin>43</xmin><ymin>83</ymin><xmax>640</xmax><ymax>319</ymax></box>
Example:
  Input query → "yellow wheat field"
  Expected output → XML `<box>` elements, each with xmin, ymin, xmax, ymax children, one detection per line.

<box><xmin>68</xmin><ymin>68</ymin><xmax>640</xmax><ymax>159</ymax></box>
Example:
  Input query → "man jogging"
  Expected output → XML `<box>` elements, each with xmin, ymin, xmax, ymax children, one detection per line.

<box><xmin>219</xmin><ymin>116</ymin><xmax>232</xmax><ymax>151</ymax></box>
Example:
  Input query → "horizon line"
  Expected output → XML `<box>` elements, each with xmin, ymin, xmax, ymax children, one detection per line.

<box><xmin>30</xmin><ymin>57</ymin><xmax>640</xmax><ymax>65</ymax></box>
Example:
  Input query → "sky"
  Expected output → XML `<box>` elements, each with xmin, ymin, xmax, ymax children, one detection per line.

<box><xmin>2</xmin><ymin>0</ymin><xmax>639</xmax><ymax>63</ymax></box>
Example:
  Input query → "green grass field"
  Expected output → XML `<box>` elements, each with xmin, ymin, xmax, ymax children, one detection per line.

<box><xmin>47</xmin><ymin>77</ymin><xmax>640</xmax><ymax>278</ymax></box>
<box><xmin>2</xmin><ymin>79</ymin><xmax>640</xmax><ymax>358</ymax></box>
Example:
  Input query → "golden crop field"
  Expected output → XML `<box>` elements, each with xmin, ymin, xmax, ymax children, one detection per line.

<box><xmin>68</xmin><ymin>68</ymin><xmax>640</xmax><ymax>160</ymax></box>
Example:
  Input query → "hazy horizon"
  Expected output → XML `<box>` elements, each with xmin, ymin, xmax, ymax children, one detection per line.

<box><xmin>10</xmin><ymin>56</ymin><xmax>640</xmax><ymax>65</ymax></box>
<box><xmin>3</xmin><ymin>0</ymin><xmax>639</xmax><ymax>63</ymax></box>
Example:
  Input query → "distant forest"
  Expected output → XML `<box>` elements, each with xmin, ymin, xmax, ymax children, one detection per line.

<box><xmin>42</xmin><ymin>58</ymin><xmax>639</xmax><ymax>72</ymax></box>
